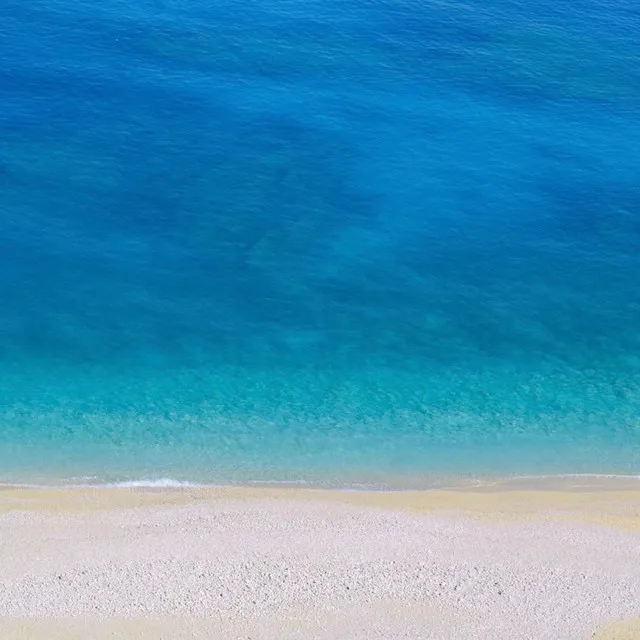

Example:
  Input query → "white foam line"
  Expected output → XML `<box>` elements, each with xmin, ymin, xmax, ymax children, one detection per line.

<box><xmin>506</xmin><ymin>473</ymin><xmax>640</xmax><ymax>480</ymax></box>
<box><xmin>247</xmin><ymin>479</ymin><xmax>312</xmax><ymax>485</ymax></box>
<box><xmin>100</xmin><ymin>478</ymin><xmax>209</xmax><ymax>489</ymax></box>
<box><xmin>0</xmin><ymin>478</ymin><xmax>212</xmax><ymax>489</ymax></box>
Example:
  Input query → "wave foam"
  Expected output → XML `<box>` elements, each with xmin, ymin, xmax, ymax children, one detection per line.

<box><xmin>100</xmin><ymin>478</ymin><xmax>208</xmax><ymax>489</ymax></box>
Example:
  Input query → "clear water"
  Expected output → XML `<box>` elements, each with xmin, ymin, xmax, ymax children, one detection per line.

<box><xmin>1</xmin><ymin>0</ymin><xmax>639</xmax><ymax>485</ymax></box>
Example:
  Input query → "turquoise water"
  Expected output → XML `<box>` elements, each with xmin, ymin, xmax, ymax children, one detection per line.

<box><xmin>1</xmin><ymin>0</ymin><xmax>639</xmax><ymax>485</ymax></box>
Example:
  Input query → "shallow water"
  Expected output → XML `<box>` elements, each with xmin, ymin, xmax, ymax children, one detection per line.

<box><xmin>1</xmin><ymin>0</ymin><xmax>639</xmax><ymax>485</ymax></box>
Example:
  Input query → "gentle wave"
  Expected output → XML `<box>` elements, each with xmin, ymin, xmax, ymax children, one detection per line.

<box><xmin>0</xmin><ymin>478</ymin><xmax>210</xmax><ymax>489</ymax></box>
<box><xmin>100</xmin><ymin>478</ymin><xmax>209</xmax><ymax>489</ymax></box>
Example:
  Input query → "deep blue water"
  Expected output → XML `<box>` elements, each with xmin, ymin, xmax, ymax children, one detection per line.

<box><xmin>1</xmin><ymin>0</ymin><xmax>639</xmax><ymax>485</ymax></box>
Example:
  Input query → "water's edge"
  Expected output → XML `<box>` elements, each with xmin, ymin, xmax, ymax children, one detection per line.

<box><xmin>2</xmin><ymin>473</ymin><xmax>639</xmax><ymax>492</ymax></box>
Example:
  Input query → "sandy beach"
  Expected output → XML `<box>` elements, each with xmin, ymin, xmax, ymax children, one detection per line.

<box><xmin>1</xmin><ymin>482</ymin><xmax>639</xmax><ymax>639</ymax></box>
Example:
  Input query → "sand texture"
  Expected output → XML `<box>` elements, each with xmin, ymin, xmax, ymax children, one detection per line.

<box><xmin>1</xmin><ymin>485</ymin><xmax>639</xmax><ymax>639</ymax></box>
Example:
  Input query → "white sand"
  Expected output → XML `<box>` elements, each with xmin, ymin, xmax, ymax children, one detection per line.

<box><xmin>0</xmin><ymin>486</ymin><xmax>639</xmax><ymax>639</ymax></box>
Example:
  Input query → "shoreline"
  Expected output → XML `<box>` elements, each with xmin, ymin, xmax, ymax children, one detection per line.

<box><xmin>1</xmin><ymin>471</ymin><xmax>639</xmax><ymax>492</ymax></box>
<box><xmin>2</xmin><ymin>480</ymin><xmax>640</xmax><ymax>531</ymax></box>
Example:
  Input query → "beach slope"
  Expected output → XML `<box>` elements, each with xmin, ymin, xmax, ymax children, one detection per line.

<box><xmin>1</xmin><ymin>485</ymin><xmax>639</xmax><ymax>639</ymax></box>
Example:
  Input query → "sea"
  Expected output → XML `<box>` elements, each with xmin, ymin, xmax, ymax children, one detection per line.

<box><xmin>1</xmin><ymin>0</ymin><xmax>639</xmax><ymax>487</ymax></box>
